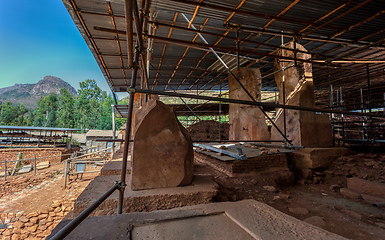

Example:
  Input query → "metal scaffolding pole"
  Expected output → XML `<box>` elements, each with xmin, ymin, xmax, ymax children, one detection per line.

<box><xmin>281</xmin><ymin>33</ymin><xmax>287</xmax><ymax>138</ymax></box>
<box><xmin>367</xmin><ymin>64</ymin><xmax>374</xmax><ymax>153</ymax></box>
<box><xmin>111</xmin><ymin>104</ymin><xmax>116</xmax><ymax>153</ymax></box>
<box><xmin>118</xmin><ymin>0</ymin><xmax>140</xmax><ymax>214</ymax></box>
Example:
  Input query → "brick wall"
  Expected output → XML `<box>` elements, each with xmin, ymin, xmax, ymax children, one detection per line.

<box><xmin>187</xmin><ymin>120</ymin><xmax>229</xmax><ymax>141</ymax></box>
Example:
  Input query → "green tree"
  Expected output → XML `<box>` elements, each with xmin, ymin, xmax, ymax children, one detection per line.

<box><xmin>0</xmin><ymin>102</ymin><xmax>18</xmax><ymax>125</ymax></box>
<box><xmin>0</xmin><ymin>102</ymin><xmax>30</xmax><ymax>126</ymax></box>
<box><xmin>75</xmin><ymin>79</ymin><xmax>107</xmax><ymax>131</ymax></box>
<box><xmin>97</xmin><ymin>95</ymin><xmax>114</xmax><ymax>130</ymax></box>
<box><xmin>33</xmin><ymin>93</ymin><xmax>59</xmax><ymax>127</ymax></box>
<box><xmin>58</xmin><ymin>88</ymin><xmax>76</xmax><ymax>128</ymax></box>
<box><xmin>13</xmin><ymin>103</ymin><xmax>28</xmax><ymax>126</ymax></box>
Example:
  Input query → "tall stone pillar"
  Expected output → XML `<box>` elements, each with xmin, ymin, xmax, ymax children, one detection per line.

<box><xmin>228</xmin><ymin>68</ymin><xmax>270</xmax><ymax>141</ymax></box>
<box><xmin>271</xmin><ymin>42</ymin><xmax>332</xmax><ymax>147</ymax></box>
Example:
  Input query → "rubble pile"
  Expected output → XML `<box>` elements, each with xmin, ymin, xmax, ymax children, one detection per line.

<box><xmin>0</xmin><ymin>199</ymin><xmax>75</xmax><ymax>239</ymax></box>
<box><xmin>0</xmin><ymin>170</ymin><xmax>60</xmax><ymax>199</ymax></box>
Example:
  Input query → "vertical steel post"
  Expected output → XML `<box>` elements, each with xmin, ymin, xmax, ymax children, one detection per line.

<box><xmin>64</xmin><ymin>159</ymin><xmax>68</xmax><ymax>189</ymax></box>
<box><xmin>330</xmin><ymin>85</ymin><xmax>333</xmax><ymax>107</ymax></box>
<box><xmin>340</xmin><ymin>86</ymin><xmax>345</xmax><ymax>147</ymax></box>
<box><xmin>330</xmin><ymin>84</ymin><xmax>335</xmax><ymax>146</ymax></box>
<box><xmin>383</xmin><ymin>92</ymin><xmax>385</xmax><ymax>115</ymax></box>
<box><xmin>118</xmin><ymin>0</ymin><xmax>142</xmax><ymax>214</ymax></box>
<box><xmin>125</xmin><ymin>0</ymin><xmax>134</xmax><ymax>69</ymax></box>
<box><xmin>367</xmin><ymin>64</ymin><xmax>374</xmax><ymax>153</ymax></box>
<box><xmin>361</xmin><ymin>88</ymin><xmax>365</xmax><ymax>140</ymax></box>
<box><xmin>281</xmin><ymin>34</ymin><xmax>287</xmax><ymax>138</ymax></box>
<box><xmin>34</xmin><ymin>154</ymin><xmax>37</xmax><ymax>175</ymax></box>
<box><xmin>4</xmin><ymin>160</ymin><xmax>6</xmax><ymax>181</ymax></box>
<box><xmin>111</xmin><ymin>105</ymin><xmax>116</xmax><ymax>153</ymax></box>
<box><xmin>219</xmin><ymin>82</ymin><xmax>222</xmax><ymax>141</ymax></box>
<box><xmin>236</xmin><ymin>27</ymin><xmax>240</xmax><ymax>71</ymax></box>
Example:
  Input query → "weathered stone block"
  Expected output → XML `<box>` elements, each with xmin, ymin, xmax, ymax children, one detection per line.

<box><xmin>361</xmin><ymin>193</ymin><xmax>385</xmax><ymax>204</ymax></box>
<box><xmin>347</xmin><ymin>177</ymin><xmax>385</xmax><ymax>199</ymax></box>
<box><xmin>228</xmin><ymin>68</ymin><xmax>270</xmax><ymax>141</ymax></box>
<box><xmin>271</xmin><ymin>42</ymin><xmax>332</xmax><ymax>147</ymax></box>
<box><xmin>340</xmin><ymin>188</ymin><xmax>361</xmax><ymax>199</ymax></box>
<box><xmin>36</xmin><ymin>161</ymin><xmax>50</xmax><ymax>170</ymax></box>
<box><xmin>292</xmin><ymin>147</ymin><xmax>353</xmax><ymax>169</ymax></box>
<box><xmin>131</xmin><ymin>100</ymin><xmax>194</xmax><ymax>190</ymax></box>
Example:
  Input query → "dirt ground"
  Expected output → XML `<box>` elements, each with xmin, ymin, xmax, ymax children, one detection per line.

<box><xmin>0</xmin><ymin>163</ymin><xmax>100</xmax><ymax>239</ymax></box>
<box><xmin>1</xmin><ymin>152</ymin><xmax>385</xmax><ymax>239</ymax></box>
<box><xmin>199</xmin><ymin>152</ymin><xmax>385</xmax><ymax>240</ymax></box>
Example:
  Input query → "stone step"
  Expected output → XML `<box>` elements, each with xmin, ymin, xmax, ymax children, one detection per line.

<box><xmin>73</xmin><ymin>174</ymin><xmax>218</xmax><ymax>217</ymax></box>
<box><xmin>292</xmin><ymin>147</ymin><xmax>353</xmax><ymax>169</ymax></box>
<box><xmin>100</xmin><ymin>160</ymin><xmax>131</xmax><ymax>176</ymax></box>
<box><xmin>50</xmin><ymin>199</ymin><xmax>347</xmax><ymax>240</ymax></box>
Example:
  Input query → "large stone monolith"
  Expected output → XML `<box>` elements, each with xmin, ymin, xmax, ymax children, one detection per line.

<box><xmin>228</xmin><ymin>68</ymin><xmax>270</xmax><ymax>141</ymax></box>
<box><xmin>130</xmin><ymin>100</ymin><xmax>194</xmax><ymax>190</ymax></box>
<box><xmin>271</xmin><ymin>42</ymin><xmax>332</xmax><ymax>147</ymax></box>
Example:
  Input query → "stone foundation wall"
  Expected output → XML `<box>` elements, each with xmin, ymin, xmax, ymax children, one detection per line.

<box><xmin>0</xmin><ymin>199</ymin><xmax>74</xmax><ymax>239</ymax></box>
<box><xmin>194</xmin><ymin>151</ymin><xmax>287</xmax><ymax>176</ymax></box>
<box><xmin>0</xmin><ymin>148</ymin><xmax>73</xmax><ymax>170</ymax></box>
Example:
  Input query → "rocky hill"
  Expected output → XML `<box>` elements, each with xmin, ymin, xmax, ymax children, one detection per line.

<box><xmin>0</xmin><ymin>76</ymin><xmax>77</xmax><ymax>109</ymax></box>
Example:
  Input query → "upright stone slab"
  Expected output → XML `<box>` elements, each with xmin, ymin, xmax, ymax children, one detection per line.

<box><xmin>271</xmin><ymin>42</ymin><xmax>332</xmax><ymax>147</ymax></box>
<box><xmin>228</xmin><ymin>68</ymin><xmax>270</xmax><ymax>141</ymax></box>
<box><xmin>130</xmin><ymin>100</ymin><xmax>194</xmax><ymax>190</ymax></box>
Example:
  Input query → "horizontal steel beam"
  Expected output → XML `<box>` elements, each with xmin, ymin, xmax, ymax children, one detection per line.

<box><xmin>128</xmin><ymin>87</ymin><xmax>385</xmax><ymax>118</ymax></box>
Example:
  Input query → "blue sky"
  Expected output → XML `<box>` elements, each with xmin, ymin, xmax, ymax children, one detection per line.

<box><xmin>0</xmin><ymin>0</ymin><xmax>124</xmax><ymax>98</ymax></box>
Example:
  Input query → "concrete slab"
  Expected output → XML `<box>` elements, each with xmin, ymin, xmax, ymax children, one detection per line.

<box><xmin>18</xmin><ymin>165</ymin><xmax>32</xmax><ymax>174</ymax></box>
<box><xmin>73</xmin><ymin>174</ymin><xmax>218</xmax><ymax>217</ymax></box>
<box><xmin>100</xmin><ymin>159</ymin><xmax>131</xmax><ymax>176</ymax></box>
<box><xmin>49</xmin><ymin>200</ymin><xmax>347</xmax><ymax>240</ymax></box>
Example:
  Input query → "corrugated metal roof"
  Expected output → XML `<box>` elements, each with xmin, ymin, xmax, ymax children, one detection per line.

<box><xmin>62</xmin><ymin>0</ymin><xmax>385</xmax><ymax>109</ymax></box>
<box><xmin>0</xmin><ymin>125</ymin><xmax>81</xmax><ymax>132</ymax></box>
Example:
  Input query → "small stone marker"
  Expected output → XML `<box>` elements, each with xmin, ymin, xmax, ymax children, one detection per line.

<box><xmin>36</xmin><ymin>161</ymin><xmax>50</xmax><ymax>170</ymax></box>
<box><xmin>18</xmin><ymin>165</ymin><xmax>32</xmax><ymax>174</ymax></box>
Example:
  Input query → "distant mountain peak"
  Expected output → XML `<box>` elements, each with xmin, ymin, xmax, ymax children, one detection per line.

<box><xmin>0</xmin><ymin>76</ymin><xmax>78</xmax><ymax>109</ymax></box>
<box><xmin>31</xmin><ymin>76</ymin><xmax>77</xmax><ymax>97</ymax></box>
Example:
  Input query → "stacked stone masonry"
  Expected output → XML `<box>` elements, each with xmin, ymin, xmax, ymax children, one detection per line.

<box><xmin>0</xmin><ymin>201</ymin><xmax>74</xmax><ymax>239</ymax></box>
<box><xmin>0</xmin><ymin>148</ymin><xmax>72</xmax><ymax>170</ymax></box>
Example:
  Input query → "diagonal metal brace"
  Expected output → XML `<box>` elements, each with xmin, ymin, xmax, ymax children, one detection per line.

<box><xmin>181</xmin><ymin>13</ymin><xmax>292</xmax><ymax>147</ymax></box>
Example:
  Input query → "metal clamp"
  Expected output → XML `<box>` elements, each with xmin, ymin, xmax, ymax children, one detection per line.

<box><xmin>127</xmin><ymin>87</ymin><xmax>136</xmax><ymax>95</ymax></box>
<box><xmin>115</xmin><ymin>181</ymin><xmax>127</xmax><ymax>191</ymax></box>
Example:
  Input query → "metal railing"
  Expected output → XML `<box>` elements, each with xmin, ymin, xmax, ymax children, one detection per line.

<box><xmin>1</xmin><ymin>152</ymin><xmax>74</xmax><ymax>180</ymax></box>
<box><xmin>63</xmin><ymin>146</ymin><xmax>112</xmax><ymax>188</ymax></box>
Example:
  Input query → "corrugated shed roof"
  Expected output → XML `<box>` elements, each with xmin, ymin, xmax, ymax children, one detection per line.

<box><xmin>62</xmin><ymin>0</ymin><xmax>385</xmax><ymax>109</ymax></box>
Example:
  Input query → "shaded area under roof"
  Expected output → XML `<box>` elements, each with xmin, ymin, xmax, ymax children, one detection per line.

<box><xmin>63</xmin><ymin>0</ymin><xmax>385</xmax><ymax>111</ymax></box>
<box><xmin>114</xmin><ymin>103</ymin><xmax>231</xmax><ymax>118</ymax></box>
